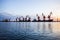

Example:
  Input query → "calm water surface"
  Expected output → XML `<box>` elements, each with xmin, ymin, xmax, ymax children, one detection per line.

<box><xmin>0</xmin><ymin>22</ymin><xmax>60</xmax><ymax>40</ymax></box>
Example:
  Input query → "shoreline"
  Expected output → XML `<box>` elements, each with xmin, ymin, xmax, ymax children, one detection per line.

<box><xmin>0</xmin><ymin>21</ymin><xmax>60</xmax><ymax>22</ymax></box>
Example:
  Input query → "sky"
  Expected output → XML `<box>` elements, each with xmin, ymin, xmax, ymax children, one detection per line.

<box><xmin>0</xmin><ymin>0</ymin><xmax>60</xmax><ymax>21</ymax></box>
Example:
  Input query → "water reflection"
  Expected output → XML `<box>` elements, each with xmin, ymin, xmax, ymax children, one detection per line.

<box><xmin>0</xmin><ymin>22</ymin><xmax>60</xmax><ymax>40</ymax></box>
<box><xmin>19</xmin><ymin>22</ymin><xmax>53</xmax><ymax>35</ymax></box>
<box><xmin>36</xmin><ymin>22</ymin><xmax>53</xmax><ymax>35</ymax></box>
<box><xmin>0</xmin><ymin>22</ymin><xmax>54</xmax><ymax>35</ymax></box>
<box><xmin>42</xmin><ymin>22</ymin><xmax>46</xmax><ymax>34</ymax></box>
<box><xmin>15</xmin><ymin>22</ymin><xmax>53</xmax><ymax>36</ymax></box>
<box><xmin>48</xmin><ymin>22</ymin><xmax>52</xmax><ymax>33</ymax></box>
<box><xmin>37</xmin><ymin>22</ymin><xmax>40</xmax><ymax>32</ymax></box>
<box><xmin>24</xmin><ymin>22</ymin><xmax>31</xmax><ymax>35</ymax></box>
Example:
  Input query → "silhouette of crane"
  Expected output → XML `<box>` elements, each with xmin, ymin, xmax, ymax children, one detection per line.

<box><xmin>16</xmin><ymin>17</ymin><xmax>19</xmax><ymax>22</ymax></box>
<box><xmin>16</xmin><ymin>16</ymin><xmax>24</xmax><ymax>22</ymax></box>
<box><xmin>36</xmin><ymin>14</ymin><xmax>40</xmax><ymax>21</ymax></box>
<box><xmin>25</xmin><ymin>15</ymin><xmax>31</xmax><ymax>22</ymax></box>
<box><xmin>42</xmin><ymin>13</ymin><xmax>46</xmax><ymax>21</ymax></box>
<box><xmin>48</xmin><ymin>12</ymin><xmax>52</xmax><ymax>20</ymax></box>
<box><xmin>19</xmin><ymin>16</ymin><xmax>24</xmax><ymax>21</ymax></box>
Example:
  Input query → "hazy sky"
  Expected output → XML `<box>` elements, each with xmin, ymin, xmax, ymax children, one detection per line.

<box><xmin>0</xmin><ymin>0</ymin><xmax>60</xmax><ymax>20</ymax></box>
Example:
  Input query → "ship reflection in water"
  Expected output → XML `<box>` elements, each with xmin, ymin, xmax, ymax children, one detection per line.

<box><xmin>0</xmin><ymin>22</ymin><xmax>60</xmax><ymax>40</ymax></box>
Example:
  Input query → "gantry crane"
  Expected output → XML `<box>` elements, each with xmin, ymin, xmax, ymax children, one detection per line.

<box><xmin>42</xmin><ymin>13</ymin><xmax>46</xmax><ymax>21</ymax></box>
<box><xmin>25</xmin><ymin>15</ymin><xmax>31</xmax><ymax>22</ymax></box>
<box><xmin>48</xmin><ymin>12</ymin><xmax>52</xmax><ymax>20</ymax></box>
<box><xmin>36</xmin><ymin>14</ymin><xmax>40</xmax><ymax>21</ymax></box>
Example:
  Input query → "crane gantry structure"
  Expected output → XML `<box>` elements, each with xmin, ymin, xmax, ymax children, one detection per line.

<box><xmin>1</xmin><ymin>12</ymin><xmax>53</xmax><ymax>22</ymax></box>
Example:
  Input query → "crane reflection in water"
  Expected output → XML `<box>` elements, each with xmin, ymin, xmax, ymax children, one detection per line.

<box><xmin>16</xmin><ymin>22</ymin><xmax>53</xmax><ymax>36</ymax></box>
<box><xmin>0</xmin><ymin>22</ymin><xmax>60</xmax><ymax>40</ymax></box>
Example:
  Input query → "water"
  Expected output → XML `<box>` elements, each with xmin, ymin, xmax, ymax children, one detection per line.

<box><xmin>0</xmin><ymin>22</ymin><xmax>60</xmax><ymax>40</ymax></box>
